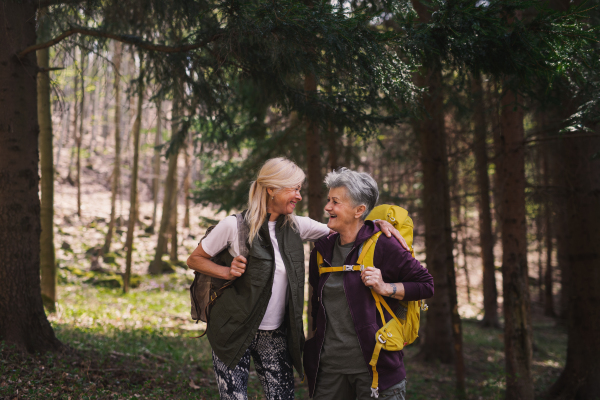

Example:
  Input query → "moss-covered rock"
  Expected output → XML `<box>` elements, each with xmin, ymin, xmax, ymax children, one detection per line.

<box><xmin>102</xmin><ymin>252</ymin><xmax>118</xmax><ymax>265</ymax></box>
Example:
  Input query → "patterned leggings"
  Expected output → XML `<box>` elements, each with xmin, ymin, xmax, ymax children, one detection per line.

<box><xmin>212</xmin><ymin>326</ymin><xmax>294</xmax><ymax>400</ymax></box>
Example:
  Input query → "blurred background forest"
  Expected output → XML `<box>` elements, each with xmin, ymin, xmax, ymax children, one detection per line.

<box><xmin>1</xmin><ymin>0</ymin><xmax>599</xmax><ymax>399</ymax></box>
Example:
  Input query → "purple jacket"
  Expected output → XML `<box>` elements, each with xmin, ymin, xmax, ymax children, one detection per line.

<box><xmin>303</xmin><ymin>221</ymin><xmax>434</xmax><ymax>396</ymax></box>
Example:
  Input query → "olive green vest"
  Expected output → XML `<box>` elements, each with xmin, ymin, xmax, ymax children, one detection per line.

<box><xmin>206</xmin><ymin>214</ymin><xmax>306</xmax><ymax>377</ymax></box>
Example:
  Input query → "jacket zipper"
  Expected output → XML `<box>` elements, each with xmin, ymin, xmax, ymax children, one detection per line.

<box><xmin>313</xmin><ymin>258</ymin><xmax>331</xmax><ymax>393</ymax></box>
<box><xmin>343</xmin><ymin>245</ymin><xmax>370</xmax><ymax>375</ymax></box>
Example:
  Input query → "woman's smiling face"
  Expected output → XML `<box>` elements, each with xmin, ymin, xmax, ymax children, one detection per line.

<box><xmin>324</xmin><ymin>187</ymin><xmax>362</xmax><ymax>231</ymax></box>
<box><xmin>269</xmin><ymin>185</ymin><xmax>302</xmax><ymax>216</ymax></box>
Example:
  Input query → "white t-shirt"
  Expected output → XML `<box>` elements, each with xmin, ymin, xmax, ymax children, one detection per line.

<box><xmin>201</xmin><ymin>215</ymin><xmax>329</xmax><ymax>330</ymax></box>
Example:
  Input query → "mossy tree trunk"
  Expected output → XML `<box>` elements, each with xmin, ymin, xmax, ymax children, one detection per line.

<box><xmin>37</xmin><ymin>6</ymin><xmax>56</xmax><ymax>312</ymax></box>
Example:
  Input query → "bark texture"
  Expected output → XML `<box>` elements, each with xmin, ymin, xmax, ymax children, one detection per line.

<box><xmin>0</xmin><ymin>2</ymin><xmax>61</xmax><ymax>352</ymax></box>
<box><xmin>548</xmin><ymin>131</ymin><xmax>600</xmax><ymax>400</ymax></box>
<box><xmin>497</xmin><ymin>87</ymin><xmax>534</xmax><ymax>400</ymax></box>
<box><xmin>409</xmin><ymin>2</ymin><xmax>455</xmax><ymax>368</ymax></box>
<box><xmin>412</xmin><ymin>67</ymin><xmax>454</xmax><ymax>362</ymax></box>
<box><xmin>472</xmin><ymin>74</ymin><xmax>499</xmax><ymax>328</ymax></box>
<box><xmin>37</xmin><ymin>8</ymin><xmax>56</xmax><ymax>312</ymax></box>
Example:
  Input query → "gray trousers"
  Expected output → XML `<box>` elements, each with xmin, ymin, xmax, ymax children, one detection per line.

<box><xmin>314</xmin><ymin>369</ymin><xmax>406</xmax><ymax>400</ymax></box>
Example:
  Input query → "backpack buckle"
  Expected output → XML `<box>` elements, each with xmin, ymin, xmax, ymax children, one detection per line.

<box><xmin>344</xmin><ymin>265</ymin><xmax>354</xmax><ymax>272</ymax></box>
<box><xmin>360</xmin><ymin>265</ymin><xmax>365</xmax><ymax>272</ymax></box>
<box><xmin>377</xmin><ymin>334</ymin><xmax>387</xmax><ymax>344</ymax></box>
<box><xmin>371</xmin><ymin>387</ymin><xmax>379</xmax><ymax>398</ymax></box>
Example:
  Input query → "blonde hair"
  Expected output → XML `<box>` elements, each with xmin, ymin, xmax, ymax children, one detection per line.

<box><xmin>246</xmin><ymin>158</ymin><xmax>306</xmax><ymax>245</ymax></box>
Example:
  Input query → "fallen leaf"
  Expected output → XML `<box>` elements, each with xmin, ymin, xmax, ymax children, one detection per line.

<box><xmin>189</xmin><ymin>378</ymin><xmax>201</xmax><ymax>390</ymax></box>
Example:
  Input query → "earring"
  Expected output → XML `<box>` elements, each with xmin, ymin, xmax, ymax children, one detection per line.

<box><xmin>272</xmin><ymin>196</ymin><xmax>274</xmax><ymax>200</ymax></box>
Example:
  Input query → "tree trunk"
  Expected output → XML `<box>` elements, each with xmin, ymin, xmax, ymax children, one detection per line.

<box><xmin>0</xmin><ymin>2</ymin><xmax>62</xmax><ymax>353</ymax></box>
<box><xmin>542</xmin><ymin>141</ymin><xmax>555</xmax><ymax>317</ymax></box>
<box><xmin>536</xmin><ymin>213</ymin><xmax>544</xmax><ymax>304</ymax></box>
<box><xmin>472</xmin><ymin>74</ymin><xmax>500</xmax><ymax>328</ymax></box>
<box><xmin>66</xmin><ymin>55</ymin><xmax>78</xmax><ymax>186</ymax></box>
<box><xmin>411</xmin><ymin>60</ymin><xmax>465</xmax><ymax>393</ymax></box>
<box><xmin>37</xmin><ymin>7</ymin><xmax>56</xmax><ymax>312</ymax></box>
<box><xmin>183</xmin><ymin>135</ymin><xmax>191</xmax><ymax>229</ymax></box>
<box><xmin>150</xmin><ymin>87</ymin><xmax>182</xmax><ymax>274</ymax></box>
<box><xmin>548</xmin><ymin>130</ymin><xmax>600</xmax><ymax>400</ymax></box>
<box><xmin>102</xmin><ymin>43</ymin><xmax>123</xmax><ymax>256</ymax></box>
<box><xmin>124</xmin><ymin>60</ymin><xmax>144</xmax><ymax>294</ymax></box>
<box><xmin>305</xmin><ymin>72</ymin><xmax>322</xmax><ymax>340</ymax></box>
<box><xmin>150</xmin><ymin>100</ymin><xmax>162</xmax><ymax>233</ymax></box>
<box><xmin>327</xmin><ymin>122</ymin><xmax>339</xmax><ymax>171</ymax></box>
<box><xmin>76</xmin><ymin>50</ymin><xmax>85</xmax><ymax>218</ymax></box>
<box><xmin>169</xmin><ymin>191</ymin><xmax>179</xmax><ymax>263</ymax></box>
<box><xmin>556</xmin><ymin>208</ymin><xmax>570</xmax><ymax>320</ymax></box>
<box><xmin>87</xmin><ymin>56</ymin><xmax>100</xmax><ymax>163</ymax></box>
<box><xmin>497</xmin><ymin>85</ymin><xmax>534</xmax><ymax>400</ymax></box>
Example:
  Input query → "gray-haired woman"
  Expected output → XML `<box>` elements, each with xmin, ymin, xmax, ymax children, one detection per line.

<box><xmin>303</xmin><ymin>168</ymin><xmax>434</xmax><ymax>399</ymax></box>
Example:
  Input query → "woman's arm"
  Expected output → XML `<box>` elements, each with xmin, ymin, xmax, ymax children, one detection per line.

<box><xmin>361</xmin><ymin>236</ymin><xmax>434</xmax><ymax>300</ymax></box>
<box><xmin>186</xmin><ymin>243</ymin><xmax>247</xmax><ymax>280</ymax></box>
<box><xmin>298</xmin><ymin>215</ymin><xmax>409</xmax><ymax>251</ymax></box>
<box><xmin>360</xmin><ymin>268</ymin><xmax>405</xmax><ymax>300</ymax></box>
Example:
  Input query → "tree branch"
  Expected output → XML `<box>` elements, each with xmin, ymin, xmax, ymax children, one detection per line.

<box><xmin>34</xmin><ymin>0</ymin><xmax>86</xmax><ymax>8</ymax></box>
<box><xmin>17</xmin><ymin>26</ymin><xmax>223</xmax><ymax>58</ymax></box>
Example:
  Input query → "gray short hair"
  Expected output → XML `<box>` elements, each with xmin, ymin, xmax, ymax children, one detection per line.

<box><xmin>324</xmin><ymin>168</ymin><xmax>379</xmax><ymax>221</ymax></box>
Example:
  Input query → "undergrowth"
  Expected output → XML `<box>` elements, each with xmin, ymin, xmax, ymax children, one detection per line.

<box><xmin>1</xmin><ymin>269</ymin><xmax>566</xmax><ymax>399</ymax></box>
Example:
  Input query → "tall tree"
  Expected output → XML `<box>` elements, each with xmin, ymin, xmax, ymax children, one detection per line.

<box><xmin>472</xmin><ymin>74</ymin><xmax>499</xmax><ymax>328</ymax></box>
<box><xmin>150</xmin><ymin>81</ymin><xmax>183</xmax><ymax>274</ymax></box>
<box><xmin>150</xmin><ymin>99</ymin><xmax>162</xmax><ymax>233</ymax></box>
<box><xmin>124</xmin><ymin>55</ymin><xmax>144</xmax><ymax>293</ymax></box>
<box><xmin>548</xmin><ymin>130</ymin><xmax>600</xmax><ymax>399</ymax></box>
<box><xmin>183</xmin><ymin>137</ymin><xmax>191</xmax><ymax>229</ymax></box>
<box><xmin>542</xmin><ymin>139</ymin><xmax>556</xmax><ymax>317</ymax></box>
<box><xmin>410</xmin><ymin>3</ymin><xmax>466</xmax><ymax>394</ymax></box>
<box><xmin>0</xmin><ymin>1</ymin><xmax>62</xmax><ymax>352</ymax></box>
<box><xmin>76</xmin><ymin>50</ymin><xmax>85</xmax><ymax>218</ymax></box>
<box><xmin>497</xmin><ymin>85</ymin><xmax>534</xmax><ymax>399</ymax></box>
<box><xmin>102</xmin><ymin>42</ymin><xmax>123</xmax><ymax>256</ymax></box>
<box><xmin>37</xmin><ymin>7</ymin><xmax>56</xmax><ymax>312</ymax></box>
<box><xmin>305</xmin><ymin>72</ymin><xmax>322</xmax><ymax>340</ymax></box>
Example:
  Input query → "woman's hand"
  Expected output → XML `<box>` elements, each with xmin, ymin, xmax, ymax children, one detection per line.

<box><xmin>361</xmin><ymin>267</ymin><xmax>405</xmax><ymax>300</ymax></box>
<box><xmin>373</xmin><ymin>220</ymin><xmax>409</xmax><ymax>251</ymax></box>
<box><xmin>228</xmin><ymin>255</ymin><xmax>247</xmax><ymax>279</ymax></box>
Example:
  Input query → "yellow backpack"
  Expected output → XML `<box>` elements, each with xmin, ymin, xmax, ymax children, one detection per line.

<box><xmin>316</xmin><ymin>204</ymin><xmax>427</xmax><ymax>398</ymax></box>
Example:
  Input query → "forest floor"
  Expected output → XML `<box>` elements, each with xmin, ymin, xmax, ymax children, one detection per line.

<box><xmin>0</xmin><ymin>271</ymin><xmax>567</xmax><ymax>400</ymax></box>
<box><xmin>1</xmin><ymin>156</ymin><xmax>567</xmax><ymax>399</ymax></box>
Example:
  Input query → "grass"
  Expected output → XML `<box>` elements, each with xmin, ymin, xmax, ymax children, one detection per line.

<box><xmin>1</xmin><ymin>267</ymin><xmax>567</xmax><ymax>399</ymax></box>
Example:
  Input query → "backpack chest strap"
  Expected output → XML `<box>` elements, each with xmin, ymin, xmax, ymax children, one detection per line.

<box><xmin>317</xmin><ymin>232</ymin><xmax>382</xmax><ymax>275</ymax></box>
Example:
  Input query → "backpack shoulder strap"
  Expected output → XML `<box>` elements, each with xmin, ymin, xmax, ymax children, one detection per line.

<box><xmin>235</xmin><ymin>210</ymin><xmax>250</xmax><ymax>258</ymax></box>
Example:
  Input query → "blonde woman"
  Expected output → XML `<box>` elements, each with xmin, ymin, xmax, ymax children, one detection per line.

<box><xmin>187</xmin><ymin>158</ymin><xmax>405</xmax><ymax>400</ymax></box>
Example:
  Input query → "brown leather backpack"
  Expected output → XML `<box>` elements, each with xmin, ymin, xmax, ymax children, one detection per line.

<box><xmin>189</xmin><ymin>212</ymin><xmax>249</xmax><ymax>336</ymax></box>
